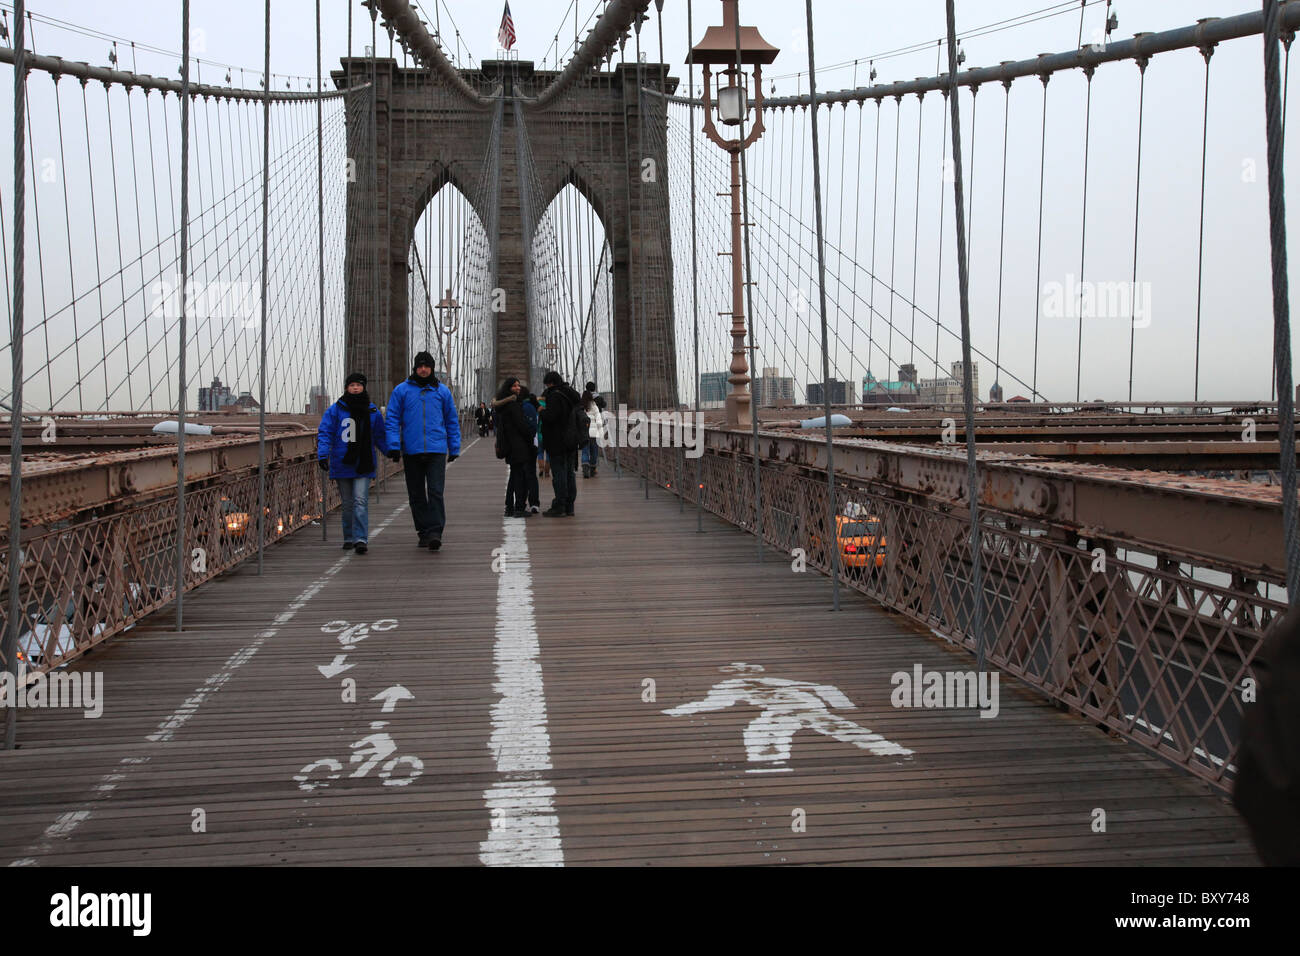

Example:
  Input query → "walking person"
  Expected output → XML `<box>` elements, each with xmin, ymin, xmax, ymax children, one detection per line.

<box><xmin>316</xmin><ymin>372</ymin><xmax>390</xmax><ymax>555</ymax></box>
<box><xmin>491</xmin><ymin>377</ymin><xmax>535</xmax><ymax>518</ymax></box>
<box><xmin>385</xmin><ymin>350</ymin><xmax>462</xmax><ymax>551</ymax></box>
<box><xmin>522</xmin><ymin>391</ymin><xmax>542</xmax><ymax>514</ymax></box>
<box><xmin>476</xmin><ymin>402</ymin><xmax>490</xmax><ymax>437</ymax></box>
<box><xmin>539</xmin><ymin>371</ymin><xmax>584</xmax><ymax>517</ymax></box>
<box><xmin>580</xmin><ymin>387</ymin><xmax>606</xmax><ymax>478</ymax></box>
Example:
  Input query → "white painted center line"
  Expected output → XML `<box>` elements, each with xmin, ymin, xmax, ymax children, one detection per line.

<box><xmin>479</xmin><ymin>517</ymin><xmax>564</xmax><ymax>866</ymax></box>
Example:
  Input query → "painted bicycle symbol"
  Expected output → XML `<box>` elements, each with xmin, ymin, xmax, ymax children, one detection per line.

<box><xmin>320</xmin><ymin>618</ymin><xmax>398</xmax><ymax>648</ymax></box>
<box><xmin>293</xmin><ymin>720</ymin><xmax>424</xmax><ymax>792</ymax></box>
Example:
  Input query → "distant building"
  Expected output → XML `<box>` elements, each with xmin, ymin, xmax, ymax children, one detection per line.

<box><xmin>806</xmin><ymin>379</ymin><xmax>851</xmax><ymax>406</ymax></box>
<box><xmin>862</xmin><ymin>369</ymin><xmax>919</xmax><ymax>405</ymax></box>
<box><xmin>231</xmin><ymin>391</ymin><xmax>261</xmax><ymax>413</ymax></box>
<box><xmin>918</xmin><ymin>361</ymin><xmax>980</xmax><ymax>404</ymax></box>
<box><xmin>988</xmin><ymin>381</ymin><xmax>1004</xmax><ymax>403</ymax></box>
<box><xmin>305</xmin><ymin>384</ymin><xmax>330</xmax><ymax>416</ymax></box>
<box><xmin>700</xmin><ymin>371</ymin><xmax>729</xmax><ymax>405</ymax></box>
<box><xmin>752</xmin><ymin>366</ymin><xmax>795</xmax><ymax>407</ymax></box>
<box><xmin>198</xmin><ymin>376</ymin><xmax>235</xmax><ymax>412</ymax></box>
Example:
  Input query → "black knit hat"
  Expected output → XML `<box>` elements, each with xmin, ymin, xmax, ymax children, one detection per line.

<box><xmin>345</xmin><ymin>371</ymin><xmax>367</xmax><ymax>387</ymax></box>
<box><xmin>413</xmin><ymin>351</ymin><xmax>436</xmax><ymax>371</ymax></box>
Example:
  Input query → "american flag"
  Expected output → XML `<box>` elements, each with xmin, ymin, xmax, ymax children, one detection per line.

<box><xmin>498</xmin><ymin>2</ymin><xmax>516</xmax><ymax>50</ymax></box>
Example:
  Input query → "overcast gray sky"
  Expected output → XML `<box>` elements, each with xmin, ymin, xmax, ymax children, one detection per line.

<box><xmin>3</xmin><ymin>0</ymin><xmax>1296</xmax><ymax>405</ymax></box>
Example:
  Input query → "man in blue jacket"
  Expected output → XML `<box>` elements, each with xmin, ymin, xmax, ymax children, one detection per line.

<box><xmin>385</xmin><ymin>351</ymin><xmax>462</xmax><ymax>550</ymax></box>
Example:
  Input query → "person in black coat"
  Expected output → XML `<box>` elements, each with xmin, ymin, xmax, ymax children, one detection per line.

<box><xmin>492</xmin><ymin>376</ymin><xmax>536</xmax><ymax>518</ymax></box>
<box><xmin>1233</xmin><ymin>604</ymin><xmax>1300</xmax><ymax>864</ymax></box>
<box><xmin>539</xmin><ymin>370</ymin><xmax>583</xmax><ymax>517</ymax></box>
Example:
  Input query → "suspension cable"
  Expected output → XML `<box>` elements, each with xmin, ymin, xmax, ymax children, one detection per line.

<box><xmin>1075</xmin><ymin>64</ymin><xmax>1094</xmax><ymax>403</ymax></box>
<box><xmin>994</xmin><ymin>76</ymin><xmax>1011</xmax><ymax>399</ymax></box>
<box><xmin>1193</xmin><ymin>42</ymin><xmax>1215</xmax><ymax>401</ymax></box>
<box><xmin>1261</xmin><ymin>0</ymin><xmax>1300</xmax><ymax>598</ymax></box>
<box><xmin>1128</xmin><ymin>56</ymin><xmax>1149</xmax><ymax>403</ymax></box>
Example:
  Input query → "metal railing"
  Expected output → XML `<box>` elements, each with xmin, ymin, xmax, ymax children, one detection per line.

<box><xmin>613</xmin><ymin>436</ymin><xmax>1285</xmax><ymax>792</ymax></box>
<box><xmin>0</xmin><ymin>451</ymin><xmax>400</xmax><ymax>675</ymax></box>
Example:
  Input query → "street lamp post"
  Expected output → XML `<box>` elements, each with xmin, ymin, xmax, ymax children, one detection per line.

<box><xmin>691</xmin><ymin>0</ymin><xmax>778</xmax><ymax>428</ymax></box>
<box><xmin>435</xmin><ymin>287</ymin><xmax>460</xmax><ymax>390</ymax></box>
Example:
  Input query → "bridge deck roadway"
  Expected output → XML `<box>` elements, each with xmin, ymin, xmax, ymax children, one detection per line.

<box><xmin>0</xmin><ymin>439</ymin><xmax>1257</xmax><ymax>866</ymax></box>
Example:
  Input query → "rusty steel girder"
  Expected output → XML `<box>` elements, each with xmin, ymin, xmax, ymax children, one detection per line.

<box><xmin>709</xmin><ymin>427</ymin><xmax>1289</xmax><ymax>582</ymax></box>
<box><xmin>0</xmin><ymin>433</ymin><xmax>320</xmax><ymax>530</ymax></box>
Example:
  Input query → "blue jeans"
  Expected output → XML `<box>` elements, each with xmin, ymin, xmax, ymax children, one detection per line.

<box><xmin>403</xmin><ymin>452</ymin><xmax>447</xmax><ymax>541</ymax></box>
<box><xmin>336</xmin><ymin>476</ymin><xmax>371</xmax><ymax>543</ymax></box>
<box><xmin>581</xmin><ymin>439</ymin><xmax>599</xmax><ymax>467</ymax></box>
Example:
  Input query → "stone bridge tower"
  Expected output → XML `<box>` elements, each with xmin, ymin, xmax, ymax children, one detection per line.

<box><xmin>335</xmin><ymin>56</ymin><xmax>677</xmax><ymax>407</ymax></box>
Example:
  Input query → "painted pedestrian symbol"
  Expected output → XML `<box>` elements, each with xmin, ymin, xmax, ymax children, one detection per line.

<box><xmin>662</xmin><ymin>663</ymin><xmax>913</xmax><ymax>772</ymax></box>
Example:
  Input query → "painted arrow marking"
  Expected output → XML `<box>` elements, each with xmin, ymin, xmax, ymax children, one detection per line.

<box><xmin>318</xmin><ymin>655</ymin><xmax>355</xmax><ymax>679</ymax></box>
<box><xmin>372</xmin><ymin>685</ymin><xmax>414</xmax><ymax>713</ymax></box>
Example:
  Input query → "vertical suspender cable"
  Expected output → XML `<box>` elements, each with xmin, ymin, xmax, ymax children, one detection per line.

<box><xmin>908</xmin><ymin>90</ymin><xmax>925</xmax><ymax>369</ymax></box>
<box><xmin>81</xmin><ymin>82</ymin><xmax>109</xmax><ymax>409</ymax></box>
<box><xmin>175</xmin><ymin>1</ymin><xmax>193</xmax><ymax>627</ymax></box>
<box><xmin>52</xmin><ymin>83</ymin><xmax>84</xmax><ymax>410</ymax></box>
<box><xmin>966</xmin><ymin>87</ymin><xmax>978</xmax><ymax>262</ymax></box>
<box><xmin>317</xmin><ymin>0</ymin><xmax>327</xmax><ymax>538</ymax></box>
<box><xmin>1128</xmin><ymin>57</ymin><xmax>1148</xmax><ymax>404</ymax></box>
<box><xmin>867</xmin><ymin>98</ymin><xmax>881</xmax><ymax>386</ymax></box>
<box><xmin>3</xmin><ymin>0</ymin><xmax>27</xmax><ymax>749</ymax></box>
<box><xmin>933</xmin><ymin>85</ymin><xmax>948</xmax><ymax>382</ymax></box>
<box><xmin>886</xmin><ymin>97</ymin><xmax>900</xmax><ymax>373</ymax></box>
<box><xmin>688</xmin><ymin>0</ymin><xmax>703</xmax><ymax>532</ymax></box>
<box><xmin>1273</xmin><ymin>32</ymin><xmax>1292</xmax><ymax>403</ymax></box>
<box><xmin>1261</xmin><ymin>0</ymin><xmax>1300</xmax><ymax>598</ymax></box>
<box><xmin>847</xmin><ymin>81</ymin><xmax>864</xmax><ymax>400</ymax></box>
<box><xmin>1075</xmin><ymin>66</ymin><xmax>1094</xmax><ymax>403</ymax></box>
<box><xmin>994</xmin><ymin>77</ymin><xmax>1011</xmax><ymax>402</ymax></box>
<box><xmin>1031</xmin><ymin>71</ymin><xmax>1050</xmax><ymax>401</ymax></box>
<box><xmin>1193</xmin><ymin>45</ymin><xmax>1214</xmax><ymax>401</ymax></box>
<box><xmin>834</xmin><ymin>76</ymin><xmax>851</xmax><ymax>394</ymax></box>
<box><xmin>944</xmin><ymin>0</ymin><xmax>986</xmax><ymax>670</ymax></box>
<box><xmin>804</xmin><ymin>0</ymin><xmax>840</xmax><ymax>611</ymax></box>
<box><xmin>257</xmin><ymin>0</ymin><xmax>271</xmax><ymax>575</ymax></box>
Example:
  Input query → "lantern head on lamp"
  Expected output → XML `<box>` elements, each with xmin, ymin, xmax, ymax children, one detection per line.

<box><xmin>690</xmin><ymin>0</ymin><xmax>779</xmax><ymax>151</ymax></box>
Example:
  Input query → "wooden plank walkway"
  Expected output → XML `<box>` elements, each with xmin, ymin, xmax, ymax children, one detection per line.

<box><xmin>0</xmin><ymin>437</ymin><xmax>1258</xmax><ymax>865</ymax></box>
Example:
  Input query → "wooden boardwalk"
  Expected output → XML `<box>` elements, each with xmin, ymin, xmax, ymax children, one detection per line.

<box><xmin>0</xmin><ymin>438</ymin><xmax>1257</xmax><ymax>866</ymax></box>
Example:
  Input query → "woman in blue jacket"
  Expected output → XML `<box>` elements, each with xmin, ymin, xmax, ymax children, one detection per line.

<box><xmin>317</xmin><ymin>372</ymin><xmax>391</xmax><ymax>554</ymax></box>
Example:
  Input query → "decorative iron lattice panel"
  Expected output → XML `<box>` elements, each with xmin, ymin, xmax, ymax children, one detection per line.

<box><xmin>1</xmin><ymin>458</ymin><xmax>400</xmax><ymax>674</ymax></box>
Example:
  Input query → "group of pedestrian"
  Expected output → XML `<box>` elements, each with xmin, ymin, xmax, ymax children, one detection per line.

<box><xmin>492</xmin><ymin>374</ymin><xmax>605</xmax><ymax>518</ymax></box>
<box><xmin>316</xmin><ymin>350</ymin><xmax>460</xmax><ymax>554</ymax></box>
<box><xmin>315</xmin><ymin>351</ymin><xmax>609</xmax><ymax>548</ymax></box>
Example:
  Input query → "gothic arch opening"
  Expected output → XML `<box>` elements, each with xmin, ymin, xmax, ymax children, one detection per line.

<box><xmin>527</xmin><ymin>181</ymin><xmax>613</xmax><ymax>397</ymax></box>
<box><xmin>408</xmin><ymin>182</ymin><xmax>493</xmax><ymax>407</ymax></box>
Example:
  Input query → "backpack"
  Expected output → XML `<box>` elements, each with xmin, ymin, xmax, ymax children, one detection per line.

<box><xmin>571</xmin><ymin>402</ymin><xmax>591</xmax><ymax>446</ymax></box>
